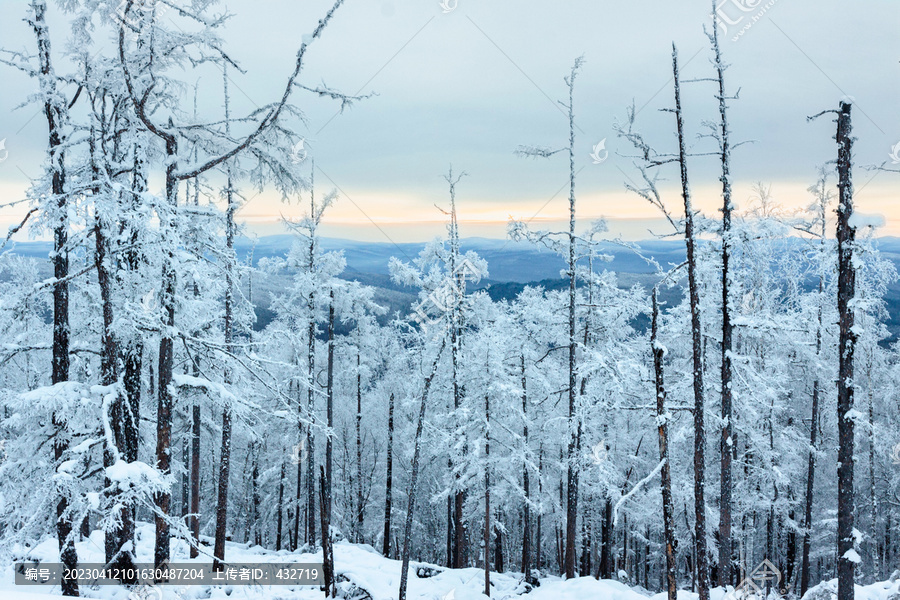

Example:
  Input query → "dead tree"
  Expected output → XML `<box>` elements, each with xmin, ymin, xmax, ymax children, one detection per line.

<box><xmin>832</xmin><ymin>101</ymin><xmax>857</xmax><ymax>600</ymax></box>
<box><xmin>521</xmin><ymin>355</ymin><xmax>533</xmax><ymax>584</ymax></box>
<box><xmin>398</xmin><ymin>341</ymin><xmax>445</xmax><ymax>600</ymax></box>
<box><xmin>484</xmin><ymin>391</ymin><xmax>492</xmax><ymax>597</ymax></box>
<box><xmin>672</xmin><ymin>45</ymin><xmax>711</xmax><ymax>600</ymax></box>
<box><xmin>382</xmin><ymin>392</ymin><xmax>395</xmax><ymax>557</ymax></box>
<box><xmin>652</xmin><ymin>289</ymin><xmax>678</xmax><ymax>600</ymax></box>
<box><xmin>705</xmin><ymin>4</ymin><xmax>738</xmax><ymax>585</ymax></box>
<box><xmin>213</xmin><ymin>65</ymin><xmax>239</xmax><ymax>571</ymax></box>
<box><xmin>797</xmin><ymin>169</ymin><xmax>831</xmax><ymax>596</ymax></box>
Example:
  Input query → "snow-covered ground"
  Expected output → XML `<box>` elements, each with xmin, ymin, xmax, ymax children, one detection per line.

<box><xmin>3</xmin><ymin>524</ymin><xmax>898</xmax><ymax>600</ymax></box>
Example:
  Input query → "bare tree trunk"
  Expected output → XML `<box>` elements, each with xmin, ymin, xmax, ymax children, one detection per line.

<box><xmin>801</xmin><ymin>187</ymin><xmax>828</xmax><ymax>595</ymax></box>
<box><xmin>834</xmin><ymin>101</ymin><xmax>856</xmax><ymax>600</ymax></box>
<box><xmin>356</xmin><ymin>345</ymin><xmax>363</xmax><ymax>543</ymax></box>
<box><xmin>213</xmin><ymin>70</ymin><xmax>238</xmax><ymax>570</ymax></box>
<box><xmin>398</xmin><ymin>342</ymin><xmax>444</xmax><ymax>600</ymax></box>
<box><xmin>521</xmin><ymin>355</ymin><xmax>532</xmax><ymax>584</ymax></box>
<box><xmin>708</xmin><ymin>4</ymin><xmax>736</xmax><ymax>586</ymax></box>
<box><xmin>382</xmin><ymin>393</ymin><xmax>395</xmax><ymax>556</ymax></box>
<box><xmin>32</xmin><ymin>1</ymin><xmax>77</xmax><ymax>592</ymax></box>
<box><xmin>189</xmin><ymin>397</ymin><xmax>200</xmax><ymax>558</ymax></box>
<box><xmin>866</xmin><ymin>366</ymin><xmax>879</xmax><ymax>581</ymax></box>
<box><xmin>536</xmin><ymin>444</ymin><xmax>543</xmax><ymax>573</ymax></box>
<box><xmin>446</xmin><ymin>172</ymin><xmax>468</xmax><ymax>569</ymax></box>
<box><xmin>153</xmin><ymin>117</ymin><xmax>178</xmax><ymax>569</ymax></box>
<box><xmin>319</xmin><ymin>466</ymin><xmax>335</xmax><ymax>597</ymax></box>
<box><xmin>672</xmin><ymin>44</ymin><xmax>710</xmax><ymax>600</ymax></box>
<box><xmin>276</xmin><ymin>460</ymin><xmax>285</xmax><ymax>551</ymax></box>
<box><xmin>563</xmin><ymin>57</ymin><xmax>584</xmax><ymax>581</ymax></box>
<box><xmin>326</xmin><ymin>290</ymin><xmax>335</xmax><ymax>527</ymax></box>
<box><xmin>485</xmin><ymin>392</ymin><xmax>492</xmax><ymax>597</ymax></box>
<box><xmin>653</xmin><ymin>290</ymin><xmax>678</xmax><ymax>600</ymax></box>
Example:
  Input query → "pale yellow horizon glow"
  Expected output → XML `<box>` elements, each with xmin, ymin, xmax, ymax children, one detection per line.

<box><xmin>0</xmin><ymin>178</ymin><xmax>896</xmax><ymax>243</ymax></box>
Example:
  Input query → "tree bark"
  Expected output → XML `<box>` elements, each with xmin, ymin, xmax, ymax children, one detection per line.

<box><xmin>834</xmin><ymin>101</ymin><xmax>856</xmax><ymax>600</ymax></box>
<box><xmin>382</xmin><ymin>392</ymin><xmax>395</xmax><ymax>556</ymax></box>
<box><xmin>32</xmin><ymin>1</ymin><xmax>77</xmax><ymax>593</ymax></box>
<box><xmin>709</xmin><ymin>6</ymin><xmax>736</xmax><ymax>586</ymax></box>
<box><xmin>485</xmin><ymin>392</ymin><xmax>492</xmax><ymax>597</ymax></box>
<box><xmin>672</xmin><ymin>44</ymin><xmax>710</xmax><ymax>600</ymax></box>
<box><xmin>563</xmin><ymin>57</ymin><xmax>583</xmax><ymax>581</ymax></box>
<box><xmin>398</xmin><ymin>341</ymin><xmax>444</xmax><ymax>600</ymax></box>
<box><xmin>653</xmin><ymin>290</ymin><xmax>678</xmax><ymax>600</ymax></box>
<box><xmin>521</xmin><ymin>355</ymin><xmax>532</xmax><ymax>584</ymax></box>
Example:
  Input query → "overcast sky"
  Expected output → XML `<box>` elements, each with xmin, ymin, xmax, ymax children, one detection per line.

<box><xmin>0</xmin><ymin>0</ymin><xmax>897</xmax><ymax>242</ymax></box>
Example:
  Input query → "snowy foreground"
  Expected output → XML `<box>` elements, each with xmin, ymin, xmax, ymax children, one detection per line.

<box><xmin>3</xmin><ymin>524</ymin><xmax>898</xmax><ymax>600</ymax></box>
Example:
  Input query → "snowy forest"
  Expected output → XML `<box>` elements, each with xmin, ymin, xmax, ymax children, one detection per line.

<box><xmin>0</xmin><ymin>1</ymin><xmax>898</xmax><ymax>600</ymax></box>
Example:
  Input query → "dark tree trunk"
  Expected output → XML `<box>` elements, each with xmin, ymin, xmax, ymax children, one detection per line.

<box><xmin>189</xmin><ymin>400</ymin><xmax>200</xmax><ymax>558</ymax></box>
<box><xmin>835</xmin><ymin>101</ymin><xmax>856</xmax><ymax>600</ymax></box>
<box><xmin>32</xmin><ymin>0</ymin><xmax>77</xmax><ymax>593</ymax></box>
<box><xmin>521</xmin><ymin>355</ymin><xmax>533</xmax><ymax>584</ymax></box>
<box><xmin>213</xmin><ymin>121</ymin><xmax>238</xmax><ymax>570</ymax></box>
<box><xmin>709</xmin><ymin>5</ymin><xmax>736</xmax><ymax>586</ymax></box>
<box><xmin>599</xmin><ymin>497</ymin><xmax>612</xmax><ymax>579</ymax></box>
<box><xmin>672</xmin><ymin>44</ymin><xmax>710</xmax><ymax>600</ymax></box>
<box><xmin>382</xmin><ymin>393</ymin><xmax>395</xmax><ymax>556</ymax></box>
<box><xmin>356</xmin><ymin>345</ymin><xmax>363</xmax><ymax>542</ymax></box>
<box><xmin>319</xmin><ymin>466</ymin><xmax>335</xmax><ymax>597</ymax></box>
<box><xmin>536</xmin><ymin>444</ymin><xmax>543</xmax><ymax>573</ymax></box>
<box><xmin>801</xmin><ymin>275</ymin><xmax>824</xmax><ymax>596</ymax></box>
<box><xmin>653</xmin><ymin>290</ymin><xmax>678</xmax><ymax>600</ymax></box>
<box><xmin>153</xmin><ymin>119</ymin><xmax>179</xmax><ymax>570</ymax></box>
<box><xmin>563</xmin><ymin>59</ymin><xmax>582</xmax><ymax>582</ymax></box>
<box><xmin>276</xmin><ymin>460</ymin><xmax>285</xmax><ymax>551</ymax></box>
<box><xmin>326</xmin><ymin>291</ymin><xmax>335</xmax><ymax>524</ymax></box>
<box><xmin>485</xmin><ymin>392</ymin><xmax>492</xmax><ymax>597</ymax></box>
<box><xmin>398</xmin><ymin>342</ymin><xmax>444</xmax><ymax>600</ymax></box>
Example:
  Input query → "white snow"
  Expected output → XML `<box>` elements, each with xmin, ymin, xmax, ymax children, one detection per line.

<box><xmin>2</xmin><ymin>523</ymin><xmax>899</xmax><ymax>600</ymax></box>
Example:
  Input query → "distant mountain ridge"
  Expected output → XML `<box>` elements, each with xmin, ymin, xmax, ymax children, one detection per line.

<box><xmin>8</xmin><ymin>235</ymin><xmax>900</xmax><ymax>283</ymax></box>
